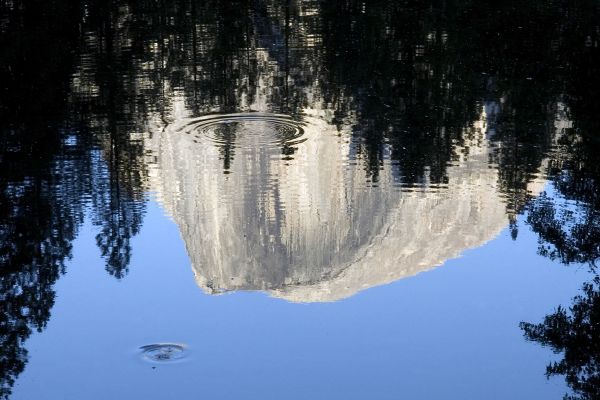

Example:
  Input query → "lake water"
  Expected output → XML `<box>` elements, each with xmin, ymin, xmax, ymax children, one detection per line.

<box><xmin>1</xmin><ymin>1</ymin><xmax>600</xmax><ymax>399</ymax></box>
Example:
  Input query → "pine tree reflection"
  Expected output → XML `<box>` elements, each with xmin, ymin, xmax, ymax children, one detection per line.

<box><xmin>86</xmin><ymin>8</ymin><xmax>149</xmax><ymax>278</ymax></box>
<box><xmin>318</xmin><ymin>0</ymin><xmax>480</xmax><ymax>185</ymax></box>
<box><xmin>520</xmin><ymin>276</ymin><xmax>600</xmax><ymax>400</ymax></box>
<box><xmin>519</xmin><ymin>2</ymin><xmax>600</xmax><ymax>396</ymax></box>
<box><xmin>0</xmin><ymin>1</ymin><xmax>84</xmax><ymax>396</ymax></box>
<box><xmin>0</xmin><ymin>0</ymin><xmax>147</xmax><ymax>396</ymax></box>
<box><xmin>524</xmin><ymin>0</ymin><xmax>600</xmax><ymax>266</ymax></box>
<box><xmin>520</xmin><ymin>132</ymin><xmax>600</xmax><ymax>396</ymax></box>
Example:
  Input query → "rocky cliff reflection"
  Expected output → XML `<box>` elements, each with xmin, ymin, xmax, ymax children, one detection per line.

<box><xmin>146</xmin><ymin>106</ymin><xmax>543</xmax><ymax>302</ymax></box>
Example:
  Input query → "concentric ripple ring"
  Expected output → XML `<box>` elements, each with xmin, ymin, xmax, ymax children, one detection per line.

<box><xmin>139</xmin><ymin>343</ymin><xmax>188</xmax><ymax>362</ymax></box>
<box><xmin>172</xmin><ymin>112</ymin><xmax>307</xmax><ymax>148</ymax></box>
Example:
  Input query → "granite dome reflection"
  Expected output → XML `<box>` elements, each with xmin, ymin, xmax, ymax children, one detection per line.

<box><xmin>146</xmin><ymin>106</ymin><xmax>544</xmax><ymax>302</ymax></box>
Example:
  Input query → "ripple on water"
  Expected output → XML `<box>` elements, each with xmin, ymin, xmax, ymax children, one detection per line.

<box><xmin>139</xmin><ymin>343</ymin><xmax>188</xmax><ymax>363</ymax></box>
<box><xmin>174</xmin><ymin>113</ymin><xmax>307</xmax><ymax>149</ymax></box>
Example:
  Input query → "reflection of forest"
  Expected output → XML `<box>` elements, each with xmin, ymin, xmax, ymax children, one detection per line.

<box><xmin>521</xmin><ymin>102</ymin><xmax>600</xmax><ymax>400</ymax></box>
<box><xmin>517</xmin><ymin>2</ymin><xmax>600</xmax><ymax>394</ymax></box>
<box><xmin>1</xmin><ymin>0</ymin><xmax>599</xmax><ymax>397</ymax></box>
<box><xmin>522</xmin><ymin>202</ymin><xmax>600</xmax><ymax>398</ymax></box>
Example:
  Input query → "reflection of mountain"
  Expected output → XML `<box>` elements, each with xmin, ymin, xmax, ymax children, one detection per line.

<box><xmin>146</xmin><ymin>107</ymin><xmax>544</xmax><ymax>302</ymax></box>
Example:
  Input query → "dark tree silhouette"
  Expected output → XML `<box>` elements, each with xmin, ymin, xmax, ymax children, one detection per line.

<box><xmin>520</xmin><ymin>276</ymin><xmax>600</xmax><ymax>400</ymax></box>
<box><xmin>519</xmin><ymin>1</ymin><xmax>600</xmax><ymax>395</ymax></box>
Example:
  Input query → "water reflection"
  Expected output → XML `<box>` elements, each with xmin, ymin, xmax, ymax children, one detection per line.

<box><xmin>149</xmin><ymin>105</ymin><xmax>544</xmax><ymax>301</ymax></box>
<box><xmin>520</xmin><ymin>91</ymin><xmax>600</xmax><ymax>399</ymax></box>
<box><xmin>520</xmin><ymin>276</ymin><xmax>600</xmax><ymax>400</ymax></box>
<box><xmin>1</xmin><ymin>0</ymin><xmax>599</xmax><ymax>397</ymax></box>
<box><xmin>1</xmin><ymin>1</ymin><xmax>147</xmax><ymax>396</ymax></box>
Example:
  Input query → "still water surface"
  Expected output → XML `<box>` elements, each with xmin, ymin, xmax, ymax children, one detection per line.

<box><xmin>1</xmin><ymin>0</ymin><xmax>600</xmax><ymax>399</ymax></box>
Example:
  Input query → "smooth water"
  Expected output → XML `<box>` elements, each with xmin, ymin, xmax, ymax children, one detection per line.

<box><xmin>1</xmin><ymin>0</ymin><xmax>600</xmax><ymax>399</ymax></box>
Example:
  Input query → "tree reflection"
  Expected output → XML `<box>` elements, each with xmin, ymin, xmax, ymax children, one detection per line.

<box><xmin>519</xmin><ymin>1</ymin><xmax>600</xmax><ymax>395</ymax></box>
<box><xmin>0</xmin><ymin>0</ymin><xmax>147</xmax><ymax>397</ymax></box>
<box><xmin>317</xmin><ymin>0</ymin><xmax>481</xmax><ymax>185</ymax></box>
<box><xmin>521</xmin><ymin>141</ymin><xmax>600</xmax><ymax>397</ymax></box>
<box><xmin>0</xmin><ymin>1</ymin><xmax>83</xmax><ymax>396</ymax></box>
<box><xmin>521</xmin><ymin>134</ymin><xmax>600</xmax><ymax>398</ymax></box>
<box><xmin>520</xmin><ymin>276</ymin><xmax>600</xmax><ymax>400</ymax></box>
